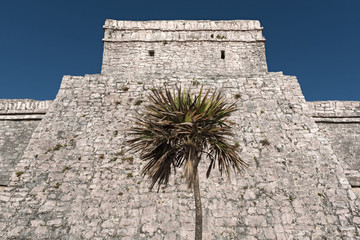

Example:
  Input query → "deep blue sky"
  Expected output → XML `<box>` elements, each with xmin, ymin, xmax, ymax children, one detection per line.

<box><xmin>0</xmin><ymin>0</ymin><xmax>359</xmax><ymax>101</ymax></box>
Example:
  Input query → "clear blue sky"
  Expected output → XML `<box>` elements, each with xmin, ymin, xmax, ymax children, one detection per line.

<box><xmin>0</xmin><ymin>0</ymin><xmax>359</xmax><ymax>101</ymax></box>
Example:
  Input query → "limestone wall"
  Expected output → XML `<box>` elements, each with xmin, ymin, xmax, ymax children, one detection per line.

<box><xmin>0</xmin><ymin>72</ymin><xmax>359</xmax><ymax>239</ymax></box>
<box><xmin>0</xmin><ymin>100</ymin><xmax>51</xmax><ymax>186</ymax></box>
<box><xmin>101</xmin><ymin>20</ymin><xmax>267</xmax><ymax>76</ymax></box>
<box><xmin>309</xmin><ymin>101</ymin><xmax>360</xmax><ymax>187</ymax></box>
<box><xmin>0</xmin><ymin>20</ymin><xmax>359</xmax><ymax>240</ymax></box>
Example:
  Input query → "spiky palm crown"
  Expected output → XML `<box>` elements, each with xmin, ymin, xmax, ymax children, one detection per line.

<box><xmin>127</xmin><ymin>86</ymin><xmax>248</xmax><ymax>190</ymax></box>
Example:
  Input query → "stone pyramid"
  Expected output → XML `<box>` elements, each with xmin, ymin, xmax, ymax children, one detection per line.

<box><xmin>0</xmin><ymin>20</ymin><xmax>359</xmax><ymax>239</ymax></box>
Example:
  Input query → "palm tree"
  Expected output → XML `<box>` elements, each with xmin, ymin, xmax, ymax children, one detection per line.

<box><xmin>127</xmin><ymin>86</ymin><xmax>248</xmax><ymax>240</ymax></box>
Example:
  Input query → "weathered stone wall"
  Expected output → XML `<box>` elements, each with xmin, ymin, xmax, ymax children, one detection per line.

<box><xmin>0</xmin><ymin>20</ymin><xmax>359</xmax><ymax>239</ymax></box>
<box><xmin>101</xmin><ymin>20</ymin><xmax>267</xmax><ymax>76</ymax></box>
<box><xmin>0</xmin><ymin>72</ymin><xmax>359</xmax><ymax>239</ymax></box>
<box><xmin>309</xmin><ymin>101</ymin><xmax>360</xmax><ymax>187</ymax></box>
<box><xmin>0</xmin><ymin>100</ymin><xmax>51</xmax><ymax>186</ymax></box>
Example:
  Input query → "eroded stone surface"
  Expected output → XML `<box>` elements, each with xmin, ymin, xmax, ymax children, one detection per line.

<box><xmin>0</xmin><ymin>100</ymin><xmax>51</xmax><ymax>186</ymax></box>
<box><xmin>0</xmin><ymin>73</ymin><xmax>359</xmax><ymax>239</ymax></box>
<box><xmin>0</xmin><ymin>20</ymin><xmax>359</xmax><ymax>239</ymax></box>
<box><xmin>309</xmin><ymin>101</ymin><xmax>360</xmax><ymax>187</ymax></box>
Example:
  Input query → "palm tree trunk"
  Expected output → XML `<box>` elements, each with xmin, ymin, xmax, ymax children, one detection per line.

<box><xmin>193</xmin><ymin>159</ymin><xmax>202</xmax><ymax>240</ymax></box>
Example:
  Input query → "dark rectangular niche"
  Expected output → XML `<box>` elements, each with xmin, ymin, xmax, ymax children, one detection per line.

<box><xmin>221</xmin><ymin>50</ymin><xmax>225</xmax><ymax>59</ymax></box>
<box><xmin>149</xmin><ymin>50</ymin><xmax>155</xmax><ymax>56</ymax></box>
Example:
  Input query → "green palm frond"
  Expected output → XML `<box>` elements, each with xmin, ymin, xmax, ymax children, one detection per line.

<box><xmin>127</xmin><ymin>86</ymin><xmax>248</xmax><ymax>190</ymax></box>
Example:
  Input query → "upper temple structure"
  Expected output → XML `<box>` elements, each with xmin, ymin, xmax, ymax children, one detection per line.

<box><xmin>0</xmin><ymin>20</ymin><xmax>359</xmax><ymax>239</ymax></box>
<box><xmin>101</xmin><ymin>20</ymin><xmax>267</xmax><ymax>76</ymax></box>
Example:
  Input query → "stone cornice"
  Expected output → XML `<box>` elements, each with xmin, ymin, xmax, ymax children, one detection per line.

<box><xmin>103</xmin><ymin>19</ymin><xmax>265</xmax><ymax>43</ymax></box>
<box><xmin>0</xmin><ymin>100</ymin><xmax>52</xmax><ymax>120</ymax></box>
<box><xmin>309</xmin><ymin>101</ymin><xmax>360</xmax><ymax>122</ymax></box>
<box><xmin>103</xmin><ymin>19</ymin><xmax>263</xmax><ymax>31</ymax></box>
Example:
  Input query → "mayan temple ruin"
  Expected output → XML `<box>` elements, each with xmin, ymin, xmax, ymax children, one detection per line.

<box><xmin>0</xmin><ymin>20</ymin><xmax>359</xmax><ymax>239</ymax></box>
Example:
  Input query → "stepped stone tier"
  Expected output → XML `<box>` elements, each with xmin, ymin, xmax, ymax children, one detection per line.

<box><xmin>309</xmin><ymin>101</ymin><xmax>360</xmax><ymax>189</ymax></box>
<box><xmin>0</xmin><ymin>19</ymin><xmax>359</xmax><ymax>239</ymax></box>
<box><xmin>0</xmin><ymin>100</ymin><xmax>52</xmax><ymax>186</ymax></box>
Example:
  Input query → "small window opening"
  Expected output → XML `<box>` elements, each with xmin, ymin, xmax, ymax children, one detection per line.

<box><xmin>221</xmin><ymin>50</ymin><xmax>225</xmax><ymax>59</ymax></box>
<box><xmin>149</xmin><ymin>50</ymin><xmax>155</xmax><ymax>56</ymax></box>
